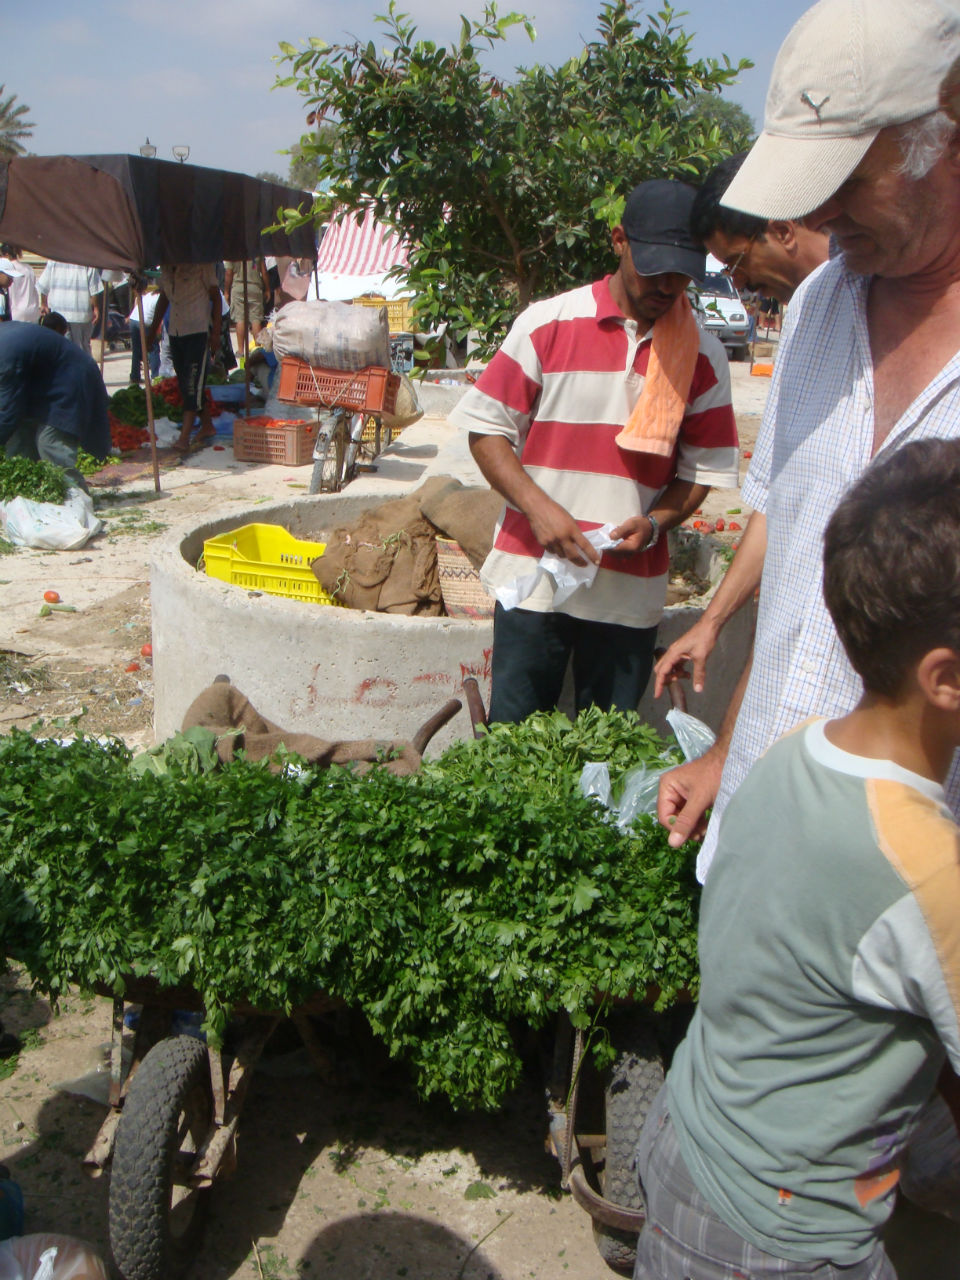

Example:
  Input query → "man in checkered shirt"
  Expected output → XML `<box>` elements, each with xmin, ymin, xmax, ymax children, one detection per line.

<box><xmin>655</xmin><ymin>0</ymin><xmax>960</xmax><ymax>888</ymax></box>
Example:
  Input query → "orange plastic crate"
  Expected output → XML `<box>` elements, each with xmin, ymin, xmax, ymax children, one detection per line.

<box><xmin>232</xmin><ymin>417</ymin><xmax>316</xmax><ymax>466</ymax></box>
<box><xmin>277</xmin><ymin>359</ymin><xmax>400</xmax><ymax>413</ymax></box>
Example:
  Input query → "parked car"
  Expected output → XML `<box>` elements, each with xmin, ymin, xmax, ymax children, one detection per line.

<box><xmin>695</xmin><ymin>254</ymin><xmax>751</xmax><ymax>360</ymax></box>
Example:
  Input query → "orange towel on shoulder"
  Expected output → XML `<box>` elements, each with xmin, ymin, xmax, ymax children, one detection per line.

<box><xmin>616</xmin><ymin>293</ymin><xmax>700</xmax><ymax>456</ymax></box>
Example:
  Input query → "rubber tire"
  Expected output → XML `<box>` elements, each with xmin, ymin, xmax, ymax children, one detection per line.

<box><xmin>593</xmin><ymin>1017</ymin><xmax>665</xmax><ymax>1275</ymax></box>
<box><xmin>309</xmin><ymin>419</ymin><xmax>347</xmax><ymax>494</ymax></box>
<box><xmin>109</xmin><ymin>1035</ymin><xmax>213</xmax><ymax>1280</ymax></box>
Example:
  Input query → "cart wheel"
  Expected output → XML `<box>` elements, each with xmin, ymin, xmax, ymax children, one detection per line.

<box><xmin>109</xmin><ymin>1035</ymin><xmax>213</xmax><ymax>1280</ymax></box>
<box><xmin>309</xmin><ymin>417</ymin><xmax>347</xmax><ymax>495</ymax></box>
<box><xmin>593</xmin><ymin>1016</ymin><xmax>664</xmax><ymax>1275</ymax></box>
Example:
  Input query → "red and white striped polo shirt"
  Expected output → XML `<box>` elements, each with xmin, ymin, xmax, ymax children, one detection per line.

<box><xmin>451</xmin><ymin>276</ymin><xmax>739</xmax><ymax>628</ymax></box>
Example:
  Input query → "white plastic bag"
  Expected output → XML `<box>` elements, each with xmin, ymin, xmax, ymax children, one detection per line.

<box><xmin>151</xmin><ymin>416</ymin><xmax>181</xmax><ymax>447</ymax></box>
<box><xmin>272</xmin><ymin>300</ymin><xmax>391</xmax><ymax>371</ymax></box>
<box><xmin>493</xmin><ymin>524</ymin><xmax>623</xmax><ymax>610</ymax></box>
<box><xmin>0</xmin><ymin>1235</ymin><xmax>108</xmax><ymax>1280</ymax></box>
<box><xmin>1</xmin><ymin>487</ymin><xmax>103</xmax><ymax>551</ymax></box>
<box><xmin>665</xmin><ymin>708</ymin><xmax>716</xmax><ymax>761</ymax></box>
<box><xmin>578</xmin><ymin>709</ymin><xmax>717</xmax><ymax>828</ymax></box>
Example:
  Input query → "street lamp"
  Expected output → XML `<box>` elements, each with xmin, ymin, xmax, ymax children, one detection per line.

<box><xmin>172</xmin><ymin>145</ymin><xmax>190</xmax><ymax>164</ymax></box>
<box><xmin>139</xmin><ymin>137</ymin><xmax>157</xmax><ymax>159</ymax></box>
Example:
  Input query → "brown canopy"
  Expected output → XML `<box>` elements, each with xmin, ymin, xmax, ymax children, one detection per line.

<box><xmin>0</xmin><ymin>154</ymin><xmax>317</xmax><ymax>270</ymax></box>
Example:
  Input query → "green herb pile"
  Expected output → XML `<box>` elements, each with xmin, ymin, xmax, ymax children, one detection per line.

<box><xmin>0</xmin><ymin>709</ymin><xmax>699</xmax><ymax>1110</ymax></box>
<box><xmin>0</xmin><ymin>455</ymin><xmax>67</xmax><ymax>505</ymax></box>
<box><xmin>109</xmin><ymin>385</ymin><xmax>184</xmax><ymax>427</ymax></box>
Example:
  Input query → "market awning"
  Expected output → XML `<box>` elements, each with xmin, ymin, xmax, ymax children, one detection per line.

<box><xmin>309</xmin><ymin>203</ymin><xmax>411</xmax><ymax>302</ymax></box>
<box><xmin>0</xmin><ymin>154</ymin><xmax>318</xmax><ymax>271</ymax></box>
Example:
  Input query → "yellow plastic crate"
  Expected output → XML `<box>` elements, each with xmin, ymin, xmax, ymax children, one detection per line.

<box><xmin>353</xmin><ymin>294</ymin><xmax>416</xmax><ymax>332</ymax></box>
<box><xmin>202</xmin><ymin>523</ymin><xmax>336</xmax><ymax>605</ymax></box>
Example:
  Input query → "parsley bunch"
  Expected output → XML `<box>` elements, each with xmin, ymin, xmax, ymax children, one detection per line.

<box><xmin>0</xmin><ymin>711</ymin><xmax>699</xmax><ymax>1110</ymax></box>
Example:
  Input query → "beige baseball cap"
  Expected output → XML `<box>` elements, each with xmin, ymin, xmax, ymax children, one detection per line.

<box><xmin>722</xmin><ymin>0</ymin><xmax>960</xmax><ymax>220</ymax></box>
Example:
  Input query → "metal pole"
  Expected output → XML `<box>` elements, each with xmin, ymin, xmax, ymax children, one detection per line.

<box><xmin>242</xmin><ymin>260</ymin><xmax>251</xmax><ymax>416</ymax></box>
<box><xmin>98</xmin><ymin>279</ymin><xmax>109</xmax><ymax>379</ymax></box>
<box><xmin>137</xmin><ymin>290</ymin><xmax>161</xmax><ymax>493</ymax></box>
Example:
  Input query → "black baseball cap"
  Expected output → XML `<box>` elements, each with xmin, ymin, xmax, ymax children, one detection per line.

<box><xmin>621</xmin><ymin>179</ymin><xmax>706</xmax><ymax>283</ymax></box>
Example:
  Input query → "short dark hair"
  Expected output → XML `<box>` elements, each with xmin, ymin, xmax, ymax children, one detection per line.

<box><xmin>0</xmin><ymin>243</ymin><xmax>20</xmax><ymax>259</ymax></box>
<box><xmin>691</xmin><ymin>153</ymin><xmax>768</xmax><ymax>243</ymax></box>
<box><xmin>823</xmin><ymin>439</ymin><xmax>960</xmax><ymax>697</ymax></box>
<box><xmin>39</xmin><ymin>312</ymin><xmax>69</xmax><ymax>335</ymax></box>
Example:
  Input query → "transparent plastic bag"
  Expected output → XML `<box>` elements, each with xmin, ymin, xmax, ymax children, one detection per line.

<box><xmin>666</xmin><ymin>708</ymin><xmax>716</xmax><ymax>762</ymax></box>
<box><xmin>0</xmin><ymin>1235</ymin><xmax>108</xmax><ymax>1280</ymax></box>
<box><xmin>578</xmin><ymin>710</ymin><xmax>716</xmax><ymax>829</ymax></box>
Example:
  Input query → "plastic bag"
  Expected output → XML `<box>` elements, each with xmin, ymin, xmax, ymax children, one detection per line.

<box><xmin>0</xmin><ymin>1235</ymin><xmax>108</xmax><ymax>1280</ymax></box>
<box><xmin>151</xmin><ymin>416</ymin><xmax>181</xmax><ymax>447</ymax></box>
<box><xmin>1</xmin><ymin>488</ymin><xmax>103</xmax><ymax>551</ymax></box>
<box><xmin>578</xmin><ymin>709</ymin><xmax>716</xmax><ymax>828</ymax></box>
<box><xmin>666</xmin><ymin>708</ymin><xmax>716</xmax><ymax>761</ymax></box>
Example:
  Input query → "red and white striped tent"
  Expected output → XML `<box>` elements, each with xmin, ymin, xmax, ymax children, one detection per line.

<box><xmin>308</xmin><ymin>203</ymin><xmax>412</xmax><ymax>301</ymax></box>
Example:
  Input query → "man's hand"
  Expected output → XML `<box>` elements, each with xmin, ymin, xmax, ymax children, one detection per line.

<box><xmin>527</xmin><ymin>493</ymin><xmax>599</xmax><ymax>566</ymax></box>
<box><xmin>654</xmin><ymin>616</ymin><xmax>720</xmax><ymax>697</ymax></box>
<box><xmin>609</xmin><ymin>514</ymin><xmax>653</xmax><ymax>553</ymax></box>
<box><xmin>657</xmin><ymin>749</ymin><xmax>725</xmax><ymax>848</ymax></box>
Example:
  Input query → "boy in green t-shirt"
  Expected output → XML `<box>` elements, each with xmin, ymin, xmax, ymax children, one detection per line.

<box><xmin>634</xmin><ymin>438</ymin><xmax>960</xmax><ymax>1278</ymax></box>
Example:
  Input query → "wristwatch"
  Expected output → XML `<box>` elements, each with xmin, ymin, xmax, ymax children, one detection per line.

<box><xmin>641</xmin><ymin>513</ymin><xmax>660</xmax><ymax>551</ymax></box>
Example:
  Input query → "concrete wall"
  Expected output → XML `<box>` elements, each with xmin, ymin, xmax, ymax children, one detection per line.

<box><xmin>152</xmin><ymin>496</ymin><xmax>754</xmax><ymax>754</ymax></box>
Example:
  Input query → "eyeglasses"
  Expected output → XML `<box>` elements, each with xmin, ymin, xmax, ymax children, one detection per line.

<box><xmin>720</xmin><ymin>232</ymin><xmax>759</xmax><ymax>278</ymax></box>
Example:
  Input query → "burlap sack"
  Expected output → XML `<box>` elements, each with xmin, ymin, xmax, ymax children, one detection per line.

<box><xmin>419</xmin><ymin>479</ymin><xmax>503</xmax><ymax>569</ymax></box>
<box><xmin>312</xmin><ymin>480</ymin><xmax>449</xmax><ymax>615</ymax></box>
<box><xmin>272</xmin><ymin>300</ymin><xmax>390</xmax><ymax>370</ymax></box>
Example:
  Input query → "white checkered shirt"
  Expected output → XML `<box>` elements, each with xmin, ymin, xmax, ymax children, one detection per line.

<box><xmin>698</xmin><ymin>257</ymin><xmax>960</xmax><ymax>881</ymax></box>
<box><xmin>37</xmin><ymin>261</ymin><xmax>103</xmax><ymax>324</ymax></box>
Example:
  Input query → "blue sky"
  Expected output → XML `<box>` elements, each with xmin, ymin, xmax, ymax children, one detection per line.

<box><xmin>9</xmin><ymin>1</ymin><xmax>810</xmax><ymax>180</ymax></box>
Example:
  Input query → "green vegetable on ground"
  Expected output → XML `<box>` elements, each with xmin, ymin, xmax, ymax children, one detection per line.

<box><xmin>0</xmin><ymin>709</ymin><xmax>700</xmax><ymax>1111</ymax></box>
<box><xmin>0</xmin><ymin>455</ymin><xmax>67</xmax><ymax>505</ymax></box>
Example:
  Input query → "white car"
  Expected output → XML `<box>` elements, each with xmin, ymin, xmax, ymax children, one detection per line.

<box><xmin>695</xmin><ymin>254</ymin><xmax>751</xmax><ymax>360</ymax></box>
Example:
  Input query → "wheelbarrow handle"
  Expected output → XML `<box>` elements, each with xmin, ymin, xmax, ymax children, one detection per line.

<box><xmin>653</xmin><ymin>647</ymin><xmax>687</xmax><ymax>714</ymax></box>
<box><xmin>461</xmin><ymin>676</ymin><xmax>488</xmax><ymax>738</ymax></box>
<box><xmin>411</xmin><ymin>698</ymin><xmax>463</xmax><ymax>755</ymax></box>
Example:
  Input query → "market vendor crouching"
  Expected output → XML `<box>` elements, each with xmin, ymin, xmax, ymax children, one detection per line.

<box><xmin>0</xmin><ymin>320</ymin><xmax>110</xmax><ymax>491</ymax></box>
<box><xmin>451</xmin><ymin>179</ymin><xmax>739</xmax><ymax>723</ymax></box>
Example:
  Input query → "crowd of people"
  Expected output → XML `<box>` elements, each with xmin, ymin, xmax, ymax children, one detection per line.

<box><xmin>0</xmin><ymin>251</ymin><xmax>313</xmax><ymax>471</ymax></box>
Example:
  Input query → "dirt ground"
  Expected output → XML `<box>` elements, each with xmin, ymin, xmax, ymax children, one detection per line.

<box><xmin>0</xmin><ymin>352</ymin><xmax>779</xmax><ymax>1279</ymax></box>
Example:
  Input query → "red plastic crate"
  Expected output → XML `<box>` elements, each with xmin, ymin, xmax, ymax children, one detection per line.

<box><xmin>277</xmin><ymin>359</ymin><xmax>400</xmax><ymax>413</ymax></box>
<box><xmin>232</xmin><ymin>417</ymin><xmax>316</xmax><ymax>466</ymax></box>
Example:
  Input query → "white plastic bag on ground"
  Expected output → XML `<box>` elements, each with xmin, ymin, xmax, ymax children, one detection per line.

<box><xmin>1</xmin><ymin>487</ymin><xmax>103</xmax><ymax>551</ymax></box>
<box><xmin>151</xmin><ymin>416</ymin><xmax>181</xmax><ymax>447</ymax></box>
<box><xmin>0</xmin><ymin>1234</ymin><xmax>108</xmax><ymax>1280</ymax></box>
<box><xmin>272</xmin><ymin>300</ymin><xmax>390</xmax><ymax>371</ymax></box>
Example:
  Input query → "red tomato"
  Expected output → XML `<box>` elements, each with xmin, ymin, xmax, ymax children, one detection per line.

<box><xmin>140</xmin><ymin>643</ymin><xmax>153</xmax><ymax>659</ymax></box>
<box><xmin>729</xmin><ymin>521</ymin><xmax>742</xmax><ymax>531</ymax></box>
<box><xmin>43</xmin><ymin>590</ymin><xmax>60</xmax><ymax>603</ymax></box>
<box><xmin>715</xmin><ymin>518</ymin><xmax>725</xmax><ymax>532</ymax></box>
<box><xmin>125</xmin><ymin>662</ymin><xmax>141</xmax><ymax>673</ymax></box>
<box><xmin>743</xmin><ymin>449</ymin><xmax>753</xmax><ymax>459</ymax></box>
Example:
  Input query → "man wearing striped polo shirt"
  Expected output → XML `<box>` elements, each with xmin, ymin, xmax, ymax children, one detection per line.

<box><xmin>452</xmin><ymin>180</ymin><xmax>739</xmax><ymax>723</ymax></box>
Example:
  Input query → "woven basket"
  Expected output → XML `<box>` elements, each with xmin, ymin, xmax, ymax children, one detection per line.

<box><xmin>436</xmin><ymin>539</ymin><xmax>495</xmax><ymax>620</ymax></box>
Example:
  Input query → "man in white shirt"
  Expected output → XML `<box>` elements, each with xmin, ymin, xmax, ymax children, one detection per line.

<box><xmin>37</xmin><ymin>260</ymin><xmax>103</xmax><ymax>355</ymax></box>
